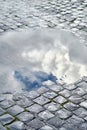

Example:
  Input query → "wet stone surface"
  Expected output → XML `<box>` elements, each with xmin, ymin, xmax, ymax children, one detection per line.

<box><xmin>0</xmin><ymin>78</ymin><xmax>87</xmax><ymax>130</ymax></box>
<box><xmin>0</xmin><ymin>0</ymin><xmax>87</xmax><ymax>45</ymax></box>
<box><xmin>0</xmin><ymin>0</ymin><xmax>87</xmax><ymax>129</ymax></box>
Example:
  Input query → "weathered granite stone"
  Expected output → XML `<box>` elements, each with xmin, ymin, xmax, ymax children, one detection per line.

<box><xmin>74</xmin><ymin>107</ymin><xmax>87</xmax><ymax>118</ymax></box>
<box><xmin>69</xmin><ymin>94</ymin><xmax>84</xmax><ymax>104</ymax></box>
<box><xmin>37</xmin><ymin>87</ymin><xmax>49</xmax><ymax>94</ymax></box>
<box><xmin>47</xmin><ymin>116</ymin><xmax>64</xmax><ymax>128</ymax></box>
<box><xmin>80</xmin><ymin>100</ymin><xmax>87</xmax><ymax>109</ymax></box>
<box><xmin>17</xmin><ymin>112</ymin><xmax>34</xmax><ymax>122</ymax></box>
<box><xmin>49</xmin><ymin>84</ymin><xmax>63</xmax><ymax>92</ymax></box>
<box><xmin>0</xmin><ymin>107</ymin><xmax>5</xmax><ymax>116</ymax></box>
<box><xmin>63</xmin><ymin>123</ymin><xmax>80</xmax><ymax>130</ymax></box>
<box><xmin>83</xmin><ymin>94</ymin><xmax>87</xmax><ymax>100</ymax></box>
<box><xmin>27</xmin><ymin>90</ymin><xmax>40</xmax><ymax>99</ymax></box>
<box><xmin>34</xmin><ymin>96</ymin><xmax>50</xmax><ymax>105</ymax></box>
<box><xmin>8</xmin><ymin>121</ymin><xmax>25</xmax><ymax>130</ymax></box>
<box><xmin>64</xmin><ymin>102</ymin><xmax>79</xmax><ymax>111</ymax></box>
<box><xmin>80</xmin><ymin>123</ymin><xmax>87</xmax><ymax>130</ymax></box>
<box><xmin>16</xmin><ymin>98</ymin><xmax>34</xmax><ymax>108</ymax></box>
<box><xmin>63</xmin><ymin>84</ymin><xmax>78</xmax><ymax>90</ymax></box>
<box><xmin>76</xmin><ymin>81</ymin><xmax>87</xmax><ymax>92</ymax></box>
<box><xmin>0</xmin><ymin>100</ymin><xmax>15</xmax><ymax>109</ymax></box>
<box><xmin>54</xmin><ymin>96</ymin><xmax>67</xmax><ymax>104</ymax></box>
<box><xmin>72</xmin><ymin>87</ymin><xmax>86</xmax><ymax>96</ymax></box>
<box><xmin>66</xmin><ymin>115</ymin><xmax>84</xmax><ymax>125</ymax></box>
<box><xmin>40</xmin><ymin>125</ymin><xmax>56</xmax><ymax>130</ymax></box>
<box><xmin>12</xmin><ymin>93</ymin><xmax>26</xmax><ymax>101</ymax></box>
<box><xmin>7</xmin><ymin>105</ymin><xmax>24</xmax><ymax>116</ymax></box>
<box><xmin>38</xmin><ymin>110</ymin><xmax>55</xmax><ymax>120</ymax></box>
<box><xmin>26</xmin><ymin>103</ymin><xmax>44</xmax><ymax>113</ymax></box>
<box><xmin>59</xmin><ymin>128</ymin><xmax>67</xmax><ymax>130</ymax></box>
<box><xmin>59</xmin><ymin>89</ymin><xmax>71</xmax><ymax>98</ymax></box>
<box><xmin>44</xmin><ymin>102</ymin><xmax>60</xmax><ymax>112</ymax></box>
<box><xmin>56</xmin><ymin>108</ymin><xmax>72</xmax><ymax>119</ymax></box>
<box><xmin>28</xmin><ymin>118</ymin><xmax>45</xmax><ymax>129</ymax></box>
<box><xmin>0</xmin><ymin>114</ymin><xmax>14</xmax><ymax>125</ymax></box>
<box><xmin>43</xmin><ymin>91</ymin><xmax>57</xmax><ymax>99</ymax></box>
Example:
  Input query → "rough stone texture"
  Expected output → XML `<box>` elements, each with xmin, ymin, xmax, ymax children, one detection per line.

<box><xmin>0</xmin><ymin>0</ymin><xmax>87</xmax><ymax>45</ymax></box>
<box><xmin>0</xmin><ymin>0</ymin><xmax>87</xmax><ymax>129</ymax></box>
<box><xmin>0</xmin><ymin>77</ymin><xmax>87</xmax><ymax>129</ymax></box>
<box><xmin>0</xmin><ymin>114</ymin><xmax>14</xmax><ymax>125</ymax></box>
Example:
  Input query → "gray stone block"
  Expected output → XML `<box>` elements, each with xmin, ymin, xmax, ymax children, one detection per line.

<box><xmin>7</xmin><ymin>105</ymin><xmax>24</xmax><ymax>116</ymax></box>
<box><xmin>74</xmin><ymin>107</ymin><xmax>87</xmax><ymax>118</ymax></box>
<box><xmin>44</xmin><ymin>102</ymin><xmax>60</xmax><ymax>112</ymax></box>
<box><xmin>28</xmin><ymin>118</ymin><xmax>45</xmax><ymax>129</ymax></box>
<box><xmin>8</xmin><ymin>121</ymin><xmax>25</xmax><ymax>130</ymax></box>
<box><xmin>49</xmin><ymin>85</ymin><xmax>63</xmax><ymax>92</ymax></box>
<box><xmin>0</xmin><ymin>100</ymin><xmax>15</xmax><ymax>109</ymax></box>
<box><xmin>0</xmin><ymin>114</ymin><xmax>14</xmax><ymax>125</ymax></box>
<box><xmin>43</xmin><ymin>91</ymin><xmax>57</xmax><ymax>99</ymax></box>
<box><xmin>17</xmin><ymin>112</ymin><xmax>34</xmax><ymax>122</ymax></box>
<box><xmin>40</xmin><ymin>125</ymin><xmax>55</xmax><ymax>130</ymax></box>
<box><xmin>0</xmin><ymin>107</ymin><xmax>5</xmax><ymax>116</ymax></box>
<box><xmin>34</xmin><ymin>96</ymin><xmax>50</xmax><ymax>105</ymax></box>
<box><xmin>47</xmin><ymin>116</ymin><xmax>64</xmax><ymax>128</ymax></box>
<box><xmin>56</xmin><ymin>108</ymin><xmax>72</xmax><ymax>119</ymax></box>
<box><xmin>54</xmin><ymin>96</ymin><xmax>67</xmax><ymax>104</ymax></box>
<box><xmin>26</xmin><ymin>103</ymin><xmax>44</xmax><ymax>113</ymax></box>
<box><xmin>80</xmin><ymin>100</ymin><xmax>87</xmax><ymax>109</ymax></box>
<box><xmin>64</xmin><ymin>102</ymin><xmax>79</xmax><ymax>111</ymax></box>
<box><xmin>27</xmin><ymin>90</ymin><xmax>40</xmax><ymax>99</ymax></box>
<box><xmin>17</xmin><ymin>98</ymin><xmax>34</xmax><ymax>108</ymax></box>
<box><xmin>38</xmin><ymin>110</ymin><xmax>54</xmax><ymax>120</ymax></box>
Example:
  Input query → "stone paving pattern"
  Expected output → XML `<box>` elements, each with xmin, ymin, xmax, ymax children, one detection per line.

<box><xmin>0</xmin><ymin>0</ymin><xmax>87</xmax><ymax>45</ymax></box>
<box><xmin>0</xmin><ymin>0</ymin><xmax>87</xmax><ymax>129</ymax></box>
<box><xmin>0</xmin><ymin>77</ymin><xmax>87</xmax><ymax>130</ymax></box>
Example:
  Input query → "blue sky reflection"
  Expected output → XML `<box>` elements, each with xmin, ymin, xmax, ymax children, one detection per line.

<box><xmin>0</xmin><ymin>29</ymin><xmax>87</xmax><ymax>93</ymax></box>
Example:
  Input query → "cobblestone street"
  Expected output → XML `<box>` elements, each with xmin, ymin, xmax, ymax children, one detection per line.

<box><xmin>0</xmin><ymin>0</ymin><xmax>87</xmax><ymax>130</ymax></box>
<box><xmin>0</xmin><ymin>0</ymin><xmax>87</xmax><ymax>44</ymax></box>
<box><xmin>0</xmin><ymin>77</ymin><xmax>87</xmax><ymax>130</ymax></box>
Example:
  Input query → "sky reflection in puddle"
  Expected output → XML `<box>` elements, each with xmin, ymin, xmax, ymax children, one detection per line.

<box><xmin>0</xmin><ymin>29</ymin><xmax>87</xmax><ymax>93</ymax></box>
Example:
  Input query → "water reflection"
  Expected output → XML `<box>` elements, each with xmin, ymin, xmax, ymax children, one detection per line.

<box><xmin>0</xmin><ymin>29</ymin><xmax>87</xmax><ymax>93</ymax></box>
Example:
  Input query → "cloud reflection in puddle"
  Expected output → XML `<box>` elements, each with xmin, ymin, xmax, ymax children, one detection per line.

<box><xmin>0</xmin><ymin>29</ymin><xmax>87</xmax><ymax>93</ymax></box>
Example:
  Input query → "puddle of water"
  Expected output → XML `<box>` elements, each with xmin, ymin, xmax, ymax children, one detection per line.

<box><xmin>0</xmin><ymin>28</ymin><xmax>87</xmax><ymax>93</ymax></box>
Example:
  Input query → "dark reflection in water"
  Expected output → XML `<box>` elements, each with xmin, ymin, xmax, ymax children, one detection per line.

<box><xmin>0</xmin><ymin>29</ymin><xmax>87</xmax><ymax>93</ymax></box>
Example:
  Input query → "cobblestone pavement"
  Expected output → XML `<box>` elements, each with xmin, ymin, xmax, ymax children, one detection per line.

<box><xmin>0</xmin><ymin>0</ymin><xmax>87</xmax><ymax>45</ymax></box>
<box><xmin>0</xmin><ymin>0</ymin><xmax>87</xmax><ymax>129</ymax></box>
<box><xmin>0</xmin><ymin>77</ymin><xmax>87</xmax><ymax>130</ymax></box>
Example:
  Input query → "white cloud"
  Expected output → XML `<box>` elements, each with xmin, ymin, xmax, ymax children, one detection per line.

<box><xmin>0</xmin><ymin>29</ymin><xmax>87</xmax><ymax>93</ymax></box>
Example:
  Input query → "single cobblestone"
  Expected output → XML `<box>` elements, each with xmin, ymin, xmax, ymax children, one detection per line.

<box><xmin>38</xmin><ymin>110</ymin><xmax>54</xmax><ymax>120</ymax></box>
<box><xmin>47</xmin><ymin>116</ymin><xmax>65</xmax><ymax>128</ymax></box>
<box><xmin>28</xmin><ymin>118</ymin><xmax>45</xmax><ymax>129</ymax></box>
<box><xmin>7</xmin><ymin>105</ymin><xmax>24</xmax><ymax>116</ymax></box>
<box><xmin>17</xmin><ymin>112</ymin><xmax>34</xmax><ymax>122</ymax></box>
<box><xmin>56</xmin><ymin>108</ymin><xmax>72</xmax><ymax>119</ymax></box>
<box><xmin>8</xmin><ymin>121</ymin><xmax>25</xmax><ymax>130</ymax></box>
<box><xmin>26</xmin><ymin>103</ymin><xmax>44</xmax><ymax>114</ymax></box>
<box><xmin>33</xmin><ymin>96</ymin><xmax>50</xmax><ymax>105</ymax></box>
<box><xmin>54</xmin><ymin>96</ymin><xmax>67</xmax><ymax>104</ymax></box>
<box><xmin>0</xmin><ymin>114</ymin><xmax>14</xmax><ymax>125</ymax></box>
